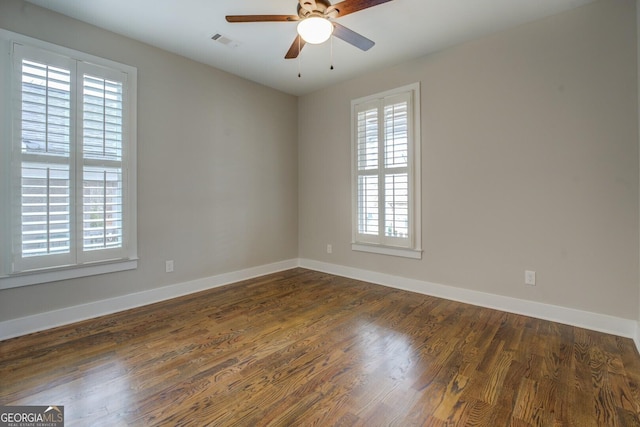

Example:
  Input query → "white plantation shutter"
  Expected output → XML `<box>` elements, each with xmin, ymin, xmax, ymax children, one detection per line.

<box><xmin>13</xmin><ymin>48</ymin><xmax>76</xmax><ymax>272</ymax></box>
<box><xmin>383</xmin><ymin>95</ymin><xmax>409</xmax><ymax>242</ymax></box>
<box><xmin>356</xmin><ymin>101</ymin><xmax>379</xmax><ymax>237</ymax></box>
<box><xmin>78</xmin><ymin>65</ymin><xmax>128</xmax><ymax>263</ymax></box>
<box><xmin>352</xmin><ymin>84</ymin><xmax>421</xmax><ymax>258</ymax></box>
<box><xmin>3</xmin><ymin>38</ymin><xmax>137</xmax><ymax>283</ymax></box>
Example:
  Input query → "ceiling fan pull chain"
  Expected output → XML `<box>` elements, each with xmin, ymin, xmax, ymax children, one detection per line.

<box><xmin>330</xmin><ymin>34</ymin><xmax>334</xmax><ymax>70</ymax></box>
<box><xmin>298</xmin><ymin>36</ymin><xmax>302</xmax><ymax>78</ymax></box>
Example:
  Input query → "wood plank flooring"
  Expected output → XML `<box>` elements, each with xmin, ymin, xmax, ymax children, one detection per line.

<box><xmin>1</xmin><ymin>268</ymin><xmax>639</xmax><ymax>426</ymax></box>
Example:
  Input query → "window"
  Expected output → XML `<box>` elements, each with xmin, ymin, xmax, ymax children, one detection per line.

<box><xmin>0</xmin><ymin>31</ymin><xmax>137</xmax><ymax>289</ymax></box>
<box><xmin>351</xmin><ymin>83</ymin><xmax>421</xmax><ymax>259</ymax></box>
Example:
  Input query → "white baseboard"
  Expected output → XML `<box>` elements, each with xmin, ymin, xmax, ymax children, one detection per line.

<box><xmin>0</xmin><ymin>259</ymin><xmax>298</xmax><ymax>341</ymax></box>
<box><xmin>299</xmin><ymin>259</ymin><xmax>640</xmax><ymax>347</ymax></box>
<box><xmin>3</xmin><ymin>257</ymin><xmax>639</xmax><ymax>356</ymax></box>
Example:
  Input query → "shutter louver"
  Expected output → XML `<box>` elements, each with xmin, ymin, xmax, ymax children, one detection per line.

<box><xmin>384</xmin><ymin>173</ymin><xmax>408</xmax><ymax>238</ymax></box>
<box><xmin>83</xmin><ymin>75</ymin><xmax>123</xmax><ymax>160</ymax></box>
<box><xmin>384</xmin><ymin>102</ymin><xmax>408</xmax><ymax>168</ymax></box>
<box><xmin>21</xmin><ymin>163</ymin><xmax>70</xmax><ymax>256</ymax></box>
<box><xmin>357</xmin><ymin>108</ymin><xmax>378</xmax><ymax>170</ymax></box>
<box><xmin>82</xmin><ymin>167</ymin><xmax>123</xmax><ymax>251</ymax></box>
<box><xmin>21</xmin><ymin>60</ymin><xmax>71</xmax><ymax>155</ymax></box>
<box><xmin>357</xmin><ymin>175</ymin><xmax>378</xmax><ymax>235</ymax></box>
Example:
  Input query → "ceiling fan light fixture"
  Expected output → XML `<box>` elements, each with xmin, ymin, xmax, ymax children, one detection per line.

<box><xmin>297</xmin><ymin>16</ymin><xmax>333</xmax><ymax>44</ymax></box>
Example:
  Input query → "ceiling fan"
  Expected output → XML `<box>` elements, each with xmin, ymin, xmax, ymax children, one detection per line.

<box><xmin>226</xmin><ymin>0</ymin><xmax>393</xmax><ymax>59</ymax></box>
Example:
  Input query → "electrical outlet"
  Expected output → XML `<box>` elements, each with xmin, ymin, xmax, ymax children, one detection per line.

<box><xmin>327</xmin><ymin>244</ymin><xmax>332</xmax><ymax>254</ymax></box>
<box><xmin>166</xmin><ymin>260</ymin><xmax>174</xmax><ymax>273</ymax></box>
<box><xmin>525</xmin><ymin>270</ymin><xmax>536</xmax><ymax>286</ymax></box>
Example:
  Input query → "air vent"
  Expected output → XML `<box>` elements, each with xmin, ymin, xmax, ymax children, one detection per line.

<box><xmin>211</xmin><ymin>33</ymin><xmax>240</xmax><ymax>48</ymax></box>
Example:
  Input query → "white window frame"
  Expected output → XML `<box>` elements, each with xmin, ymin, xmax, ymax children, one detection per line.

<box><xmin>351</xmin><ymin>83</ymin><xmax>422</xmax><ymax>259</ymax></box>
<box><xmin>0</xmin><ymin>30</ymin><xmax>137</xmax><ymax>289</ymax></box>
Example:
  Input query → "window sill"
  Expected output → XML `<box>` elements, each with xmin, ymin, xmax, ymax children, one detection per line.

<box><xmin>0</xmin><ymin>258</ymin><xmax>138</xmax><ymax>290</ymax></box>
<box><xmin>352</xmin><ymin>243</ymin><xmax>422</xmax><ymax>259</ymax></box>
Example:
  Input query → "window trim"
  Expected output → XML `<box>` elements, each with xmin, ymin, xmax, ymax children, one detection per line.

<box><xmin>350</xmin><ymin>82</ymin><xmax>422</xmax><ymax>259</ymax></box>
<box><xmin>0</xmin><ymin>30</ymin><xmax>137</xmax><ymax>290</ymax></box>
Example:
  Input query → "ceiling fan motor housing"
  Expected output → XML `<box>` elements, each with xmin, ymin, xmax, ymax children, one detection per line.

<box><xmin>297</xmin><ymin>0</ymin><xmax>338</xmax><ymax>19</ymax></box>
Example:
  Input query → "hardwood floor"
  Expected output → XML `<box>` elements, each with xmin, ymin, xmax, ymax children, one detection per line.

<box><xmin>1</xmin><ymin>268</ymin><xmax>639</xmax><ymax>426</ymax></box>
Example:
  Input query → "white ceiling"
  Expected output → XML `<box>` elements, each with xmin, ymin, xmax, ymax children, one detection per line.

<box><xmin>25</xmin><ymin>0</ymin><xmax>596</xmax><ymax>96</ymax></box>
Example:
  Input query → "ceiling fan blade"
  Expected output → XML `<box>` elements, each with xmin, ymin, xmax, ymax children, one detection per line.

<box><xmin>332</xmin><ymin>22</ymin><xmax>374</xmax><ymax>51</ymax></box>
<box><xmin>226</xmin><ymin>15</ymin><xmax>299</xmax><ymax>23</ymax></box>
<box><xmin>331</xmin><ymin>0</ymin><xmax>393</xmax><ymax>17</ymax></box>
<box><xmin>285</xmin><ymin>35</ymin><xmax>307</xmax><ymax>59</ymax></box>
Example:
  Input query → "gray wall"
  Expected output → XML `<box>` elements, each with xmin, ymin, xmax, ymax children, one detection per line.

<box><xmin>298</xmin><ymin>0</ymin><xmax>639</xmax><ymax>319</ymax></box>
<box><xmin>0</xmin><ymin>0</ymin><xmax>299</xmax><ymax>321</ymax></box>
<box><xmin>1</xmin><ymin>0</ymin><xmax>638</xmax><ymax>326</ymax></box>
<box><xmin>637</xmin><ymin>0</ymin><xmax>640</xmax><ymax>332</ymax></box>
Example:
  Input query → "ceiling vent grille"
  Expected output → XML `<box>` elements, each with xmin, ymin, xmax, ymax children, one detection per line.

<box><xmin>211</xmin><ymin>33</ymin><xmax>240</xmax><ymax>48</ymax></box>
